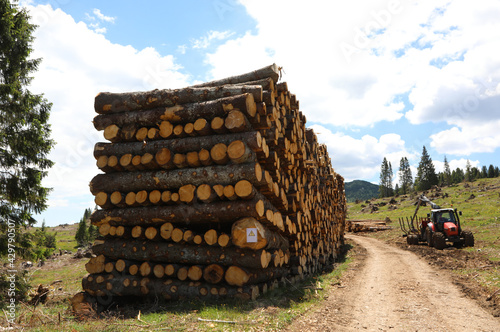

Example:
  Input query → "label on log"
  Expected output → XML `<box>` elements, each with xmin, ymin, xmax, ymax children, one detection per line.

<box><xmin>246</xmin><ymin>228</ymin><xmax>258</xmax><ymax>243</ymax></box>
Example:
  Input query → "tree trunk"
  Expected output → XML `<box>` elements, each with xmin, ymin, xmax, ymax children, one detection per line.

<box><xmin>92</xmin><ymin>239</ymin><xmax>271</xmax><ymax>269</ymax></box>
<box><xmin>89</xmin><ymin>162</ymin><xmax>264</xmax><ymax>195</ymax></box>
<box><xmin>95</xmin><ymin>85</ymin><xmax>262</xmax><ymax>114</ymax></box>
<box><xmin>190</xmin><ymin>63</ymin><xmax>279</xmax><ymax>88</ymax></box>
<box><xmin>83</xmin><ymin>274</ymin><xmax>259</xmax><ymax>300</ymax></box>
<box><xmin>90</xmin><ymin>198</ymin><xmax>270</xmax><ymax>228</ymax></box>
<box><xmin>94</xmin><ymin>93</ymin><xmax>258</xmax><ymax>131</ymax></box>
<box><xmin>85</xmin><ymin>255</ymin><xmax>106</xmax><ymax>274</ymax></box>
<box><xmin>93</xmin><ymin>131</ymin><xmax>264</xmax><ymax>159</ymax></box>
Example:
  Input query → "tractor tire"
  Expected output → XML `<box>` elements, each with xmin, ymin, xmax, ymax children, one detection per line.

<box><xmin>462</xmin><ymin>230</ymin><xmax>474</xmax><ymax>247</ymax></box>
<box><xmin>432</xmin><ymin>232</ymin><xmax>446</xmax><ymax>250</ymax></box>
<box><xmin>425</xmin><ymin>228</ymin><xmax>434</xmax><ymax>247</ymax></box>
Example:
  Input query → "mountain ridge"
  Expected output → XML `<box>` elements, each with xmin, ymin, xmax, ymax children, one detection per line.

<box><xmin>344</xmin><ymin>179</ymin><xmax>379</xmax><ymax>202</ymax></box>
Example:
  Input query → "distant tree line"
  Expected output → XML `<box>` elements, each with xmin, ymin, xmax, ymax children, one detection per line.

<box><xmin>75</xmin><ymin>208</ymin><xmax>98</xmax><ymax>247</ymax></box>
<box><xmin>379</xmin><ymin>146</ymin><xmax>500</xmax><ymax>198</ymax></box>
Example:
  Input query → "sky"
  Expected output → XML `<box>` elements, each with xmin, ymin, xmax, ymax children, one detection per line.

<box><xmin>15</xmin><ymin>0</ymin><xmax>500</xmax><ymax>226</ymax></box>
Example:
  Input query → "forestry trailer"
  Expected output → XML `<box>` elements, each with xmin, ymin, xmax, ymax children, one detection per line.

<box><xmin>399</xmin><ymin>194</ymin><xmax>474</xmax><ymax>250</ymax></box>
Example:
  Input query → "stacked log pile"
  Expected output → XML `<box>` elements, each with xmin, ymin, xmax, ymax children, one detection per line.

<box><xmin>82</xmin><ymin>64</ymin><xmax>347</xmax><ymax>302</ymax></box>
<box><xmin>349</xmin><ymin>220</ymin><xmax>392</xmax><ymax>232</ymax></box>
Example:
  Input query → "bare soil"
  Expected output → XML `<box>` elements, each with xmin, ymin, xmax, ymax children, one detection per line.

<box><xmin>286</xmin><ymin>234</ymin><xmax>500</xmax><ymax>331</ymax></box>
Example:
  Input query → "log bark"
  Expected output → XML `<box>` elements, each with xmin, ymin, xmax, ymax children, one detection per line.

<box><xmin>82</xmin><ymin>274</ymin><xmax>259</xmax><ymax>300</ymax></box>
<box><xmin>190</xmin><ymin>63</ymin><xmax>279</xmax><ymax>88</ymax></box>
<box><xmin>228</xmin><ymin>77</ymin><xmax>275</xmax><ymax>91</ymax></box>
<box><xmin>89</xmin><ymin>162</ymin><xmax>264</xmax><ymax>195</ymax></box>
<box><xmin>93</xmin><ymin>131</ymin><xmax>263</xmax><ymax>158</ymax></box>
<box><xmin>90</xmin><ymin>198</ymin><xmax>265</xmax><ymax>226</ymax></box>
<box><xmin>231</xmin><ymin>217</ymin><xmax>289</xmax><ymax>250</ymax></box>
<box><xmin>94</xmin><ymin>94</ymin><xmax>262</xmax><ymax>130</ymax></box>
<box><xmin>92</xmin><ymin>239</ymin><xmax>271</xmax><ymax>269</ymax></box>
<box><xmin>95</xmin><ymin>86</ymin><xmax>262</xmax><ymax>114</ymax></box>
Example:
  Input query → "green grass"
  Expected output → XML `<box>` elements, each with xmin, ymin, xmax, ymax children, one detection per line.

<box><xmin>45</xmin><ymin>224</ymin><xmax>80</xmax><ymax>252</ymax></box>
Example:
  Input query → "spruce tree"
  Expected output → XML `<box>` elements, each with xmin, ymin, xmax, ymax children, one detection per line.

<box><xmin>0</xmin><ymin>0</ymin><xmax>54</xmax><ymax>227</ymax></box>
<box><xmin>75</xmin><ymin>217</ymin><xmax>88</xmax><ymax>247</ymax></box>
<box><xmin>379</xmin><ymin>157</ymin><xmax>393</xmax><ymax>197</ymax></box>
<box><xmin>398</xmin><ymin>157</ymin><xmax>413</xmax><ymax>195</ymax></box>
<box><xmin>443</xmin><ymin>156</ymin><xmax>451</xmax><ymax>186</ymax></box>
<box><xmin>415</xmin><ymin>146</ymin><xmax>438</xmax><ymax>191</ymax></box>
<box><xmin>488</xmin><ymin>165</ymin><xmax>495</xmax><ymax>178</ymax></box>
<box><xmin>464</xmin><ymin>160</ymin><xmax>472</xmax><ymax>182</ymax></box>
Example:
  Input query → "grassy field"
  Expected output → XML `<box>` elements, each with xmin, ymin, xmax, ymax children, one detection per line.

<box><xmin>43</xmin><ymin>223</ymin><xmax>80</xmax><ymax>253</ymax></box>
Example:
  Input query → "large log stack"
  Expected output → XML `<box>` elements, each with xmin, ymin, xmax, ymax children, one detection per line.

<box><xmin>82</xmin><ymin>64</ymin><xmax>347</xmax><ymax>303</ymax></box>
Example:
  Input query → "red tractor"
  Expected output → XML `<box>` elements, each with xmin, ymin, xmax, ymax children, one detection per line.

<box><xmin>399</xmin><ymin>195</ymin><xmax>474</xmax><ymax>250</ymax></box>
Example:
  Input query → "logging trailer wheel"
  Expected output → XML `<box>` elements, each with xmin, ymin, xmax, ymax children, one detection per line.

<box><xmin>462</xmin><ymin>231</ymin><xmax>474</xmax><ymax>247</ymax></box>
<box><xmin>425</xmin><ymin>228</ymin><xmax>434</xmax><ymax>248</ymax></box>
<box><xmin>432</xmin><ymin>232</ymin><xmax>446</xmax><ymax>250</ymax></box>
<box><xmin>409</xmin><ymin>235</ymin><xmax>419</xmax><ymax>245</ymax></box>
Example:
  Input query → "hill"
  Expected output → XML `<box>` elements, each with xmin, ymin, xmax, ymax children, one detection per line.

<box><xmin>345</xmin><ymin>180</ymin><xmax>379</xmax><ymax>202</ymax></box>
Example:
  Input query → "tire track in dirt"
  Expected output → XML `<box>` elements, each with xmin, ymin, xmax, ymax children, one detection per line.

<box><xmin>286</xmin><ymin>234</ymin><xmax>500</xmax><ymax>331</ymax></box>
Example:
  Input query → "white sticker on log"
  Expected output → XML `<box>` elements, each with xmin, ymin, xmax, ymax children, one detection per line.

<box><xmin>246</xmin><ymin>228</ymin><xmax>258</xmax><ymax>243</ymax></box>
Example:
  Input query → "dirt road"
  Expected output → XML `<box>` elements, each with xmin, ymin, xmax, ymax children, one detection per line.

<box><xmin>287</xmin><ymin>234</ymin><xmax>500</xmax><ymax>331</ymax></box>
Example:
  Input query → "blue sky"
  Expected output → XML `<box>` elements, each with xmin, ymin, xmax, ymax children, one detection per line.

<box><xmin>18</xmin><ymin>0</ymin><xmax>500</xmax><ymax>226</ymax></box>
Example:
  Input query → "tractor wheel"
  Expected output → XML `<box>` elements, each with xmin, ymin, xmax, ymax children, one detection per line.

<box><xmin>432</xmin><ymin>232</ymin><xmax>446</xmax><ymax>250</ymax></box>
<box><xmin>462</xmin><ymin>231</ymin><xmax>474</xmax><ymax>247</ymax></box>
<box><xmin>425</xmin><ymin>228</ymin><xmax>434</xmax><ymax>247</ymax></box>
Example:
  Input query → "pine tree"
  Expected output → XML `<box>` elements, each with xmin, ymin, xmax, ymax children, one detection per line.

<box><xmin>464</xmin><ymin>160</ymin><xmax>472</xmax><ymax>182</ymax></box>
<box><xmin>488</xmin><ymin>165</ymin><xmax>495</xmax><ymax>178</ymax></box>
<box><xmin>443</xmin><ymin>156</ymin><xmax>451</xmax><ymax>186</ymax></box>
<box><xmin>415</xmin><ymin>146</ymin><xmax>438</xmax><ymax>191</ymax></box>
<box><xmin>452</xmin><ymin>167</ymin><xmax>464</xmax><ymax>183</ymax></box>
<box><xmin>75</xmin><ymin>217</ymin><xmax>88</xmax><ymax>247</ymax></box>
<box><xmin>88</xmin><ymin>223</ymin><xmax>98</xmax><ymax>243</ymax></box>
<box><xmin>0</xmin><ymin>0</ymin><xmax>54</xmax><ymax>227</ymax></box>
<box><xmin>398</xmin><ymin>157</ymin><xmax>413</xmax><ymax>195</ymax></box>
<box><xmin>379</xmin><ymin>157</ymin><xmax>393</xmax><ymax>197</ymax></box>
<box><xmin>481</xmin><ymin>165</ymin><xmax>488</xmax><ymax>178</ymax></box>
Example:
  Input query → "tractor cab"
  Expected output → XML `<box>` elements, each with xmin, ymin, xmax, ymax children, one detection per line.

<box><xmin>428</xmin><ymin>208</ymin><xmax>462</xmax><ymax>239</ymax></box>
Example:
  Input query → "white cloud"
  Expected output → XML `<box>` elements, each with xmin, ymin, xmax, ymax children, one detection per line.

<box><xmin>84</xmin><ymin>8</ymin><xmax>116</xmax><ymax>33</ymax></box>
<box><xmin>93</xmin><ymin>8</ymin><xmax>116</xmax><ymax>23</ymax></box>
<box><xmin>205</xmin><ymin>0</ymin><xmax>500</xmax><ymax>155</ymax></box>
<box><xmin>309</xmin><ymin>125</ymin><xmax>416</xmax><ymax>182</ymax></box>
<box><xmin>177</xmin><ymin>44</ymin><xmax>187</xmax><ymax>55</ymax></box>
<box><xmin>429</xmin><ymin>121</ymin><xmax>500</xmax><ymax>156</ymax></box>
<box><xmin>23</xmin><ymin>4</ymin><xmax>191</xmax><ymax>223</ymax></box>
<box><xmin>191</xmin><ymin>30</ymin><xmax>235</xmax><ymax>49</ymax></box>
